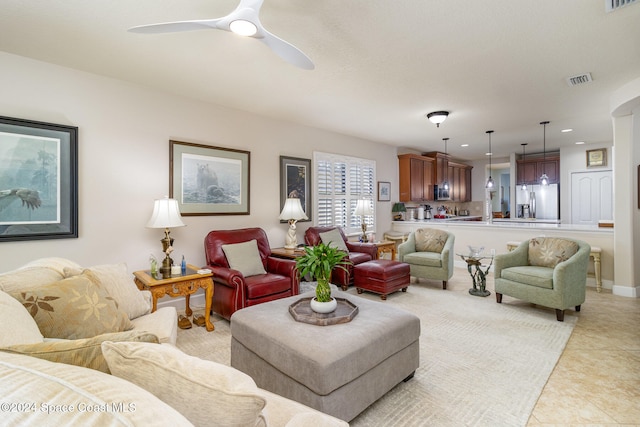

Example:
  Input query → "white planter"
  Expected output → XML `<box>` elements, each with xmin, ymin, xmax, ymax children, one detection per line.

<box><xmin>310</xmin><ymin>297</ymin><xmax>337</xmax><ymax>314</ymax></box>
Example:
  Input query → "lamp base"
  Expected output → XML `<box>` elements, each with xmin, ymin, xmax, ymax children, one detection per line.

<box><xmin>360</xmin><ymin>223</ymin><xmax>369</xmax><ymax>243</ymax></box>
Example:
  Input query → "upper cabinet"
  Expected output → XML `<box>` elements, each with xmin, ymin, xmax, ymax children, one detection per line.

<box><xmin>398</xmin><ymin>153</ymin><xmax>472</xmax><ymax>202</ymax></box>
<box><xmin>398</xmin><ymin>154</ymin><xmax>435</xmax><ymax>202</ymax></box>
<box><xmin>516</xmin><ymin>154</ymin><xmax>559</xmax><ymax>185</ymax></box>
<box><xmin>448</xmin><ymin>161</ymin><xmax>473</xmax><ymax>202</ymax></box>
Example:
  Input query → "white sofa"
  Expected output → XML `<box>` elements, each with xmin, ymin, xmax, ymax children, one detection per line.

<box><xmin>0</xmin><ymin>258</ymin><xmax>349</xmax><ymax>427</ymax></box>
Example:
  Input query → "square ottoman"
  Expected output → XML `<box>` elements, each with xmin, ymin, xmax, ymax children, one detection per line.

<box><xmin>230</xmin><ymin>290</ymin><xmax>420</xmax><ymax>422</ymax></box>
<box><xmin>354</xmin><ymin>259</ymin><xmax>411</xmax><ymax>300</ymax></box>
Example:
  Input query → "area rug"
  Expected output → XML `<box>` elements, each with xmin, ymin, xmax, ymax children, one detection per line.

<box><xmin>176</xmin><ymin>271</ymin><xmax>576</xmax><ymax>426</ymax></box>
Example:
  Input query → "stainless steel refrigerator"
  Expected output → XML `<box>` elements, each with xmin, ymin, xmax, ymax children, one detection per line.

<box><xmin>515</xmin><ymin>184</ymin><xmax>559</xmax><ymax>220</ymax></box>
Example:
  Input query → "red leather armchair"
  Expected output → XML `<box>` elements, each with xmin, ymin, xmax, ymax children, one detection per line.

<box><xmin>204</xmin><ymin>228</ymin><xmax>299</xmax><ymax>320</ymax></box>
<box><xmin>304</xmin><ymin>226</ymin><xmax>378</xmax><ymax>290</ymax></box>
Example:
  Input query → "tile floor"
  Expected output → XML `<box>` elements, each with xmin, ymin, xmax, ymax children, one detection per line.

<box><xmin>527</xmin><ymin>287</ymin><xmax>640</xmax><ymax>425</ymax></box>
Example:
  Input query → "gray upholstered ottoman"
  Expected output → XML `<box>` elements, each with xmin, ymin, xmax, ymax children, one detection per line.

<box><xmin>230</xmin><ymin>290</ymin><xmax>420</xmax><ymax>422</ymax></box>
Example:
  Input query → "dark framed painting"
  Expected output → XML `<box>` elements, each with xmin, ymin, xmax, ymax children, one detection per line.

<box><xmin>170</xmin><ymin>140</ymin><xmax>250</xmax><ymax>216</ymax></box>
<box><xmin>0</xmin><ymin>116</ymin><xmax>78</xmax><ymax>242</ymax></box>
<box><xmin>279</xmin><ymin>156</ymin><xmax>311</xmax><ymax>222</ymax></box>
<box><xmin>378</xmin><ymin>181</ymin><xmax>391</xmax><ymax>201</ymax></box>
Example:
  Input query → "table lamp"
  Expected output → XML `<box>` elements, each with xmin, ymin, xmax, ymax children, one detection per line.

<box><xmin>279</xmin><ymin>198</ymin><xmax>308</xmax><ymax>249</ymax></box>
<box><xmin>146</xmin><ymin>196</ymin><xmax>186</xmax><ymax>277</ymax></box>
<box><xmin>392</xmin><ymin>202</ymin><xmax>406</xmax><ymax>221</ymax></box>
<box><xmin>354</xmin><ymin>199</ymin><xmax>373</xmax><ymax>242</ymax></box>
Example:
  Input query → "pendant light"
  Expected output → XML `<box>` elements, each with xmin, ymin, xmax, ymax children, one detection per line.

<box><xmin>442</xmin><ymin>137</ymin><xmax>449</xmax><ymax>190</ymax></box>
<box><xmin>539</xmin><ymin>121</ymin><xmax>550</xmax><ymax>186</ymax></box>
<box><xmin>520</xmin><ymin>143</ymin><xmax>528</xmax><ymax>191</ymax></box>
<box><xmin>485</xmin><ymin>130</ymin><xmax>494</xmax><ymax>189</ymax></box>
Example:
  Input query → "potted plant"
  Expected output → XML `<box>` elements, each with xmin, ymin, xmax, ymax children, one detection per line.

<box><xmin>296</xmin><ymin>242</ymin><xmax>352</xmax><ymax>313</ymax></box>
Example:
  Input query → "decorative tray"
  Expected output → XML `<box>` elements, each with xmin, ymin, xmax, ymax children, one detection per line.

<box><xmin>289</xmin><ymin>297</ymin><xmax>358</xmax><ymax>326</ymax></box>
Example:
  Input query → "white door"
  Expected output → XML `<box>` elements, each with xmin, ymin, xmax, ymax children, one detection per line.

<box><xmin>571</xmin><ymin>170</ymin><xmax>613</xmax><ymax>225</ymax></box>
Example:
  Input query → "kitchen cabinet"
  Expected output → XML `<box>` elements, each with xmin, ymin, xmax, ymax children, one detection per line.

<box><xmin>399</xmin><ymin>153</ymin><xmax>472</xmax><ymax>202</ymax></box>
<box><xmin>398</xmin><ymin>154</ymin><xmax>435</xmax><ymax>202</ymax></box>
<box><xmin>448</xmin><ymin>161</ymin><xmax>473</xmax><ymax>202</ymax></box>
<box><xmin>516</xmin><ymin>154</ymin><xmax>559</xmax><ymax>185</ymax></box>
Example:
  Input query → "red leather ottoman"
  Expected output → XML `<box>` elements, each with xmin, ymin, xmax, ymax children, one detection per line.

<box><xmin>354</xmin><ymin>260</ymin><xmax>410</xmax><ymax>300</ymax></box>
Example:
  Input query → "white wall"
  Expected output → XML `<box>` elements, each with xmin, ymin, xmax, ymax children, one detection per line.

<box><xmin>0</xmin><ymin>52</ymin><xmax>398</xmax><ymax>272</ymax></box>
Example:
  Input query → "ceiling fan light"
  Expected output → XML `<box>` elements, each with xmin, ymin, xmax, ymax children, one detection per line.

<box><xmin>230</xmin><ymin>19</ymin><xmax>257</xmax><ymax>36</ymax></box>
<box><xmin>426</xmin><ymin>111</ymin><xmax>449</xmax><ymax>127</ymax></box>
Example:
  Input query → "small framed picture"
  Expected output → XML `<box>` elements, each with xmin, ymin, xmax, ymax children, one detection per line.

<box><xmin>586</xmin><ymin>148</ymin><xmax>607</xmax><ymax>168</ymax></box>
<box><xmin>378</xmin><ymin>181</ymin><xmax>391</xmax><ymax>201</ymax></box>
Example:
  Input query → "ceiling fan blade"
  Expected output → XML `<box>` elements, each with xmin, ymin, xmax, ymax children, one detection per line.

<box><xmin>129</xmin><ymin>0</ymin><xmax>313</xmax><ymax>69</ymax></box>
<box><xmin>128</xmin><ymin>19</ymin><xmax>222</xmax><ymax>34</ymax></box>
<box><xmin>259</xmin><ymin>30</ymin><xmax>314</xmax><ymax>70</ymax></box>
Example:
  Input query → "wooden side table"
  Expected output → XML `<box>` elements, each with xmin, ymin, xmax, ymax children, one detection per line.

<box><xmin>133</xmin><ymin>264</ymin><xmax>214</xmax><ymax>332</ymax></box>
<box><xmin>270</xmin><ymin>247</ymin><xmax>306</xmax><ymax>260</ymax></box>
<box><xmin>373</xmin><ymin>240</ymin><xmax>396</xmax><ymax>260</ymax></box>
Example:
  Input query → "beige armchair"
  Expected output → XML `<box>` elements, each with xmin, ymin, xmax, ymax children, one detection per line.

<box><xmin>398</xmin><ymin>228</ymin><xmax>455</xmax><ymax>289</ymax></box>
<box><xmin>494</xmin><ymin>237</ymin><xmax>591</xmax><ymax>321</ymax></box>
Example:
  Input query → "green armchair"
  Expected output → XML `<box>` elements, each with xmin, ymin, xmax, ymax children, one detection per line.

<box><xmin>398</xmin><ymin>228</ymin><xmax>455</xmax><ymax>289</ymax></box>
<box><xmin>494</xmin><ymin>237</ymin><xmax>591</xmax><ymax>321</ymax></box>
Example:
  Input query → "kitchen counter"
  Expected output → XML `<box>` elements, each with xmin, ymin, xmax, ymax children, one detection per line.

<box><xmin>403</xmin><ymin>215</ymin><xmax>483</xmax><ymax>222</ymax></box>
<box><xmin>492</xmin><ymin>218</ymin><xmax>561</xmax><ymax>225</ymax></box>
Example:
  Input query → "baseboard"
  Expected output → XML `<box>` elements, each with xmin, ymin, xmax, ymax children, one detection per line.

<box><xmin>612</xmin><ymin>285</ymin><xmax>639</xmax><ymax>298</ymax></box>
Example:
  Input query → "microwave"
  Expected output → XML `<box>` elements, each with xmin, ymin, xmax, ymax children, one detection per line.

<box><xmin>434</xmin><ymin>185</ymin><xmax>451</xmax><ymax>201</ymax></box>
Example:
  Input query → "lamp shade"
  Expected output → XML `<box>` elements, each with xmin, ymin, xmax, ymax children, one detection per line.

<box><xmin>279</xmin><ymin>198</ymin><xmax>308</xmax><ymax>221</ymax></box>
<box><xmin>146</xmin><ymin>197</ymin><xmax>186</xmax><ymax>229</ymax></box>
<box><xmin>354</xmin><ymin>199</ymin><xmax>373</xmax><ymax>216</ymax></box>
<box><xmin>392</xmin><ymin>202</ymin><xmax>406</xmax><ymax>213</ymax></box>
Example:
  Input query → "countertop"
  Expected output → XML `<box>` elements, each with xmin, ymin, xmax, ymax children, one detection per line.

<box><xmin>396</xmin><ymin>218</ymin><xmax>613</xmax><ymax>233</ymax></box>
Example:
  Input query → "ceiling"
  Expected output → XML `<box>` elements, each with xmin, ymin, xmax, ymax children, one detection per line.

<box><xmin>1</xmin><ymin>0</ymin><xmax>639</xmax><ymax>161</ymax></box>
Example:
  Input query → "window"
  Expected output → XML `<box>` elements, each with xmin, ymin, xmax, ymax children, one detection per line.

<box><xmin>313</xmin><ymin>152</ymin><xmax>376</xmax><ymax>236</ymax></box>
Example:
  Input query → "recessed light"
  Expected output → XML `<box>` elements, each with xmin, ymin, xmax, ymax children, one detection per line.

<box><xmin>561</xmin><ymin>129</ymin><xmax>573</xmax><ymax>133</ymax></box>
<box><xmin>485</xmin><ymin>152</ymin><xmax>492</xmax><ymax>156</ymax></box>
<box><xmin>461</xmin><ymin>144</ymin><xmax>469</xmax><ymax>147</ymax></box>
<box><xmin>575</xmin><ymin>141</ymin><xmax>585</xmax><ymax>145</ymax></box>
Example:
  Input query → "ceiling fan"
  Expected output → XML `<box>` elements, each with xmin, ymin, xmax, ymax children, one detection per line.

<box><xmin>128</xmin><ymin>0</ymin><xmax>314</xmax><ymax>70</ymax></box>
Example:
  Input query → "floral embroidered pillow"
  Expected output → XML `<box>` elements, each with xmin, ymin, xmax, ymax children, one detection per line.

<box><xmin>414</xmin><ymin>228</ymin><xmax>449</xmax><ymax>253</ymax></box>
<box><xmin>528</xmin><ymin>237</ymin><xmax>579</xmax><ymax>268</ymax></box>
<box><xmin>10</xmin><ymin>275</ymin><xmax>133</xmax><ymax>340</ymax></box>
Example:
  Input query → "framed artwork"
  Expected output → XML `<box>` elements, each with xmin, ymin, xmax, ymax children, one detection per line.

<box><xmin>0</xmin><ymin>116</ymin><xmax>78</xmax><ymax>242</ymax></box>
<box><xmin>378</xmin><ymin>181</ymin><xmax>391</xmax><ymax>201</ymax></box>
<box><xmin>586</xmin><ymin>148</ymin><xmax>607</xmax><ymax>167</ymax></box>
<box><xmin>279</xmin><ymin>156</ymin><xmax>311</xmax><ymax>222</ymax></box>
<box><xmin>170</xmin><ymin>140</ymin><xmax>250</xmax><ymax>215</ymax></box>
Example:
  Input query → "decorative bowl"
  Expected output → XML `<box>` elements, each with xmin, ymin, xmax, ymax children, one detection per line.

<box><xmin>468</xmin><ymin>246</ymin><xmax>484</xmax><ymax>257</ymax></box>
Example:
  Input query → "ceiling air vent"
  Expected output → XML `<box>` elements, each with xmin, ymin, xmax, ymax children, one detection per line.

<box><xmin>566</xmin><ymin>73</ymin><xmax>593</xmax><ymax>87</ymax></box>
<box><xmin>606</xmin><ymin>0</ymin><xmax>637</xmax><ymax>12</ymax></box>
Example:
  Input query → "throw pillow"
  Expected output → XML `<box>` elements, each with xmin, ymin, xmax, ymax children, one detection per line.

<box><xmin>222</xmin><ymin>239</ymin><xmax>267</xmax><ymax>277</ymax></box>
<box><xmin>0</xmin><ymin>331</ymin><xmax>158</xmax><ymax>373</ymax></box>
<box><xmin>414</xmin><ymin>228</ymin><xmax>449</xmax><ymax>253</ymax></box>
<box><xmin>10</xmin><ymin>275</ymin><xmax>133</xmax><ymax>340</ymax></box>
<box><xmin>319</xmin><ymin>229</ymin><xmax>349</xmax><ymax>252</ymax></box>
<box><xmin>0</xmin><ymin>266</ymin><xmax>63</xmax><ymax>294</ymax></box>
<box><xmin>102</xmin><ymin>341</ymin><xmax>267</xmax><ymax>427</ymax></box>
<box><xmin>0</xmin><ymin>290</ymin><xmax>43</xmax><ymax>347</ymax></box>
<box><xmin>529</xmin><ymin>237</ymin><xmax>579</xmax><ymax>268</ymax></box>
<box><xmin>64</xmin><ymin>263</ymin><xmax>150</xmax><ymax>320</ymax></box>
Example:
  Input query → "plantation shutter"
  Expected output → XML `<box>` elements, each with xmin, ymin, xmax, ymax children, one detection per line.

<box><xmin>314</xmin><ymin>152</ymin><xmax>376</xmax><ymax>235</ymax></box>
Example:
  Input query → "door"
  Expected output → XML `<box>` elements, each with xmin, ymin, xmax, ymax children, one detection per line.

<box><xmin>571</xmin><ymin>170</ymin><xmax>613</xmax><ymax>225</ymax></box>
